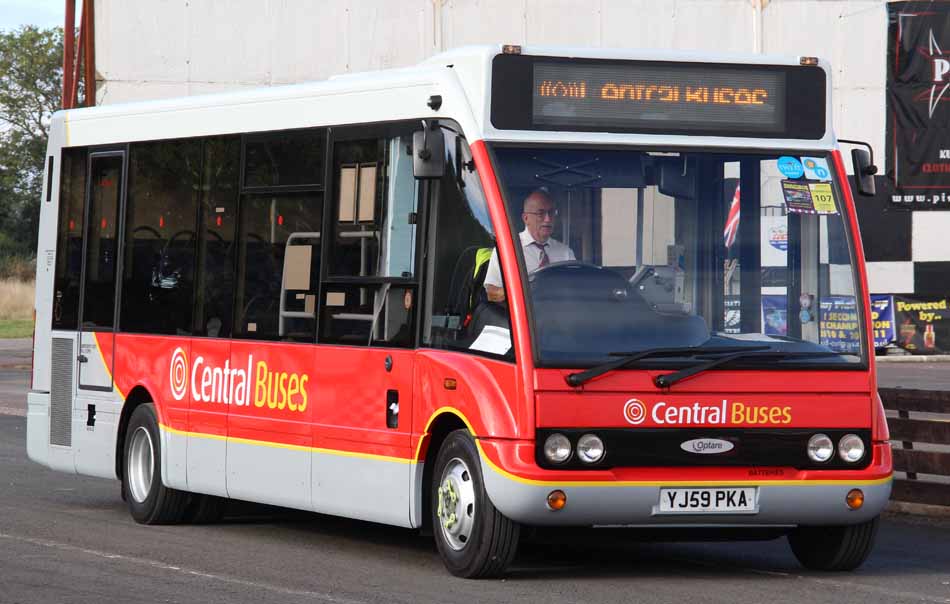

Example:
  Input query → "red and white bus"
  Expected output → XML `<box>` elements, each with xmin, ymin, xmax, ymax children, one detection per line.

<box><xmin>28</xmin><ymin>45</ymin><xmax>891</xmax><ymax>578</ymax></box>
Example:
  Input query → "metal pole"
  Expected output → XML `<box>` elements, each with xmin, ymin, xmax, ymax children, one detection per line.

<box><xmin>82</xmin><ymin>0</ymin><xmax>96</xmax><ymax>107</ymax></box>
<box><xmin>63</xmin><ymin>0</ymin><xmax>75</xmax><ymax>109</ymax></box>
<box><xmin>70</xmin><ymin>22</ymin><xmax>84</xmax><ymax>109</ymax></box>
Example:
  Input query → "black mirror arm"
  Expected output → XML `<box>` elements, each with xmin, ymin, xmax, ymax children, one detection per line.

<box><xmin>418</xmin><ymin>120</ymin><xmax>432</xmax><ymax>160</ymax></box>
<box><xmin>838</xmin><ymin>139</ymin><xmax>878</xmax><ymax>176</ymax></box>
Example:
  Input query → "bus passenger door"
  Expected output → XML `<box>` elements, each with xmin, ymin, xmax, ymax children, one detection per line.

<box><xmin>77</xmin><ymin>152</ymin><xmax>125</xmax><ymax>394</ymax></box>
<box><xmin>74</xmin><ymin>151</ymin><xmax>126</xmax><ymax>477</ymax></box>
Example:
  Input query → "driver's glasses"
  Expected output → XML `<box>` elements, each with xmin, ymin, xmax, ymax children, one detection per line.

<box><xmin>525</xmin><ymin>209</ymin><xmax>559</xmax><ymax>219</ymax></box>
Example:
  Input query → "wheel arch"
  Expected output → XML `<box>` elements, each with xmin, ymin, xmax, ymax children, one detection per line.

<box><xmin>417</xmin><ymin>410</ymin><xmax>470</xmax><ymax>534</ymax></box>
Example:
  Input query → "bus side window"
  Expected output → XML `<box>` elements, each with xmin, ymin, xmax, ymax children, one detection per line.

<box><xmin>232</xmin><ymin>129</ymin><xmax>325</xmax><ymax>342</ymax></box>
<box><xmin>120</xmin><ymin>139</ymin><xmax>202</xmax><ymax>335</ymax></box>
<box><xmin>52</xmin><ymin>147</ymin><xmax>87</xmax><ymax>331</ymax></box>
<box><xmin>233</xmin><ymin>193</ymin><xmax>323</xmax><ymax>341</ymax></box>
<box><xmin>320</xmin><ymin>133</ymin><xmax>418</xmax><ymax>346</ymax></box>
<box><xmin>193</xmin><ymin>136</ymin><xmax>240</xmax><ymax>338</ymax></box>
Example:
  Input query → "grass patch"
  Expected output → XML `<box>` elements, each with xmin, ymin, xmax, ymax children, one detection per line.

<box><xmin>0</xmin><ymin>278</ymin><xmax>33</xmax><ymax>320</ymax></box>
<box><xmin>0</xmin><ymin>319</ymin><xmax>33</xmax><ymax>339</ymax></box>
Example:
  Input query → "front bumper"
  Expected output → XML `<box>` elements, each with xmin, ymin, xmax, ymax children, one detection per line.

<box><xmin>478</xmin><ymin>439</ymin><xmax>892</xmax><ymax>527</ymax></box>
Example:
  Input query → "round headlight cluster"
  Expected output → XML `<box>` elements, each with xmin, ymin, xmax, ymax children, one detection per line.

<box><xmin>543</xmin><ymin>433</ymin><xmax>572</xmax><ymax>464</ymax></box>
<box><xmin>838</xmin><ymin>434</ymin><xmax>865</xmax><ymax>463</ymax></box>
<box><xmin>807</xmin><ymin>434</ymin><xmax>834</xmax><ymax>462</ymax></box>
<box><xmin>576</xmin><ymin>434</ymin><xmax>605</xmax><ymax>464</ymax></box>
<box><xmin>543</xmin><ymin>433</ymin><xmax>606</xmax><ymax>465</ymax></box>
<box><xmin>807</xmin><ymin>433</ymin><xmax>865</xmax><ymax>464</ymax></box>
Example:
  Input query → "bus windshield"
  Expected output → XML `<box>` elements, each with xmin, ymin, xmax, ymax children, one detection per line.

<box><xmin>490</xmin><ymin>146</ymin><xmax>865</xmax><ymax>368</ymax></box>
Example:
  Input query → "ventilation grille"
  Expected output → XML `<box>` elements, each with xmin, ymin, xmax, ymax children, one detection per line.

<box><xmin>50</xmin><ymin>338</ymin><xmax>73</xmax><ymax>447</ymax></box>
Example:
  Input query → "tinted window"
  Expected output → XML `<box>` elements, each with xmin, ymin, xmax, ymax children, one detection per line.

<box><xmin>244</xmin><ymin>130</ymin><xmax>324</xmax><ymax>188</ymax></box>
<box><xmin>233</xmin><ymin>193</ymin><xmax>322</xmax><ymax>341</ymax></box>
<box><xmin>320</xmin><ymin>130</ymin><xmax>419</xmax><ymax>347</ymax></box>
<box><xmin>320</xmin><ymin>284</ymin><xmax>415</xmax><ymax>346</ymax></box>
<box><xmin>80</xmin><ymin>154</ymin><xmax>123</xmax><ymax>330</ymax></box>
<box><xmin>328</xmin><ymin>137</ymin><xmax>417</xmax><ymax>278</ymax></box>
<box><xmin>52</xmin><ymin>147</ymin><xmax>87</xmax><ymax>330</ymax></box>
<box><xmin>121</xmin><ymin>140</ymin><xmax>201</xmax><ymax>335</ymax></box>
<box><xmin>194</xmin><ymin>137</ymin><xmax>240</xmax><ymax>337</ymax></box>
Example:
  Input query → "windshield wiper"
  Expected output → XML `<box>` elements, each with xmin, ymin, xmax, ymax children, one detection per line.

<box><xmin>654</xmin><ymin>350</ymin><xmax>856</xmax><ymax>388</ymax></box>
<box><xmin>565</xmin><ymin>345</ymin><xmax>771</xmax><ymax>387</ymax></box>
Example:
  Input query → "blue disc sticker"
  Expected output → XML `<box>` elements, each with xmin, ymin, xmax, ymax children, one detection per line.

<box><xmin>777</xmin><ymin>156</ymin><xmax>804</xmax><ymax>179</ymax></box>
<box><xmin>801</xmin><ymin>156</ymin><xmax>831</xmax><ymax>181</ymax></box>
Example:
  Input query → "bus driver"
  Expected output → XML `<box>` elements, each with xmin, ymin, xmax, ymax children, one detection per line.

<box><xmin>484</xmin><ymin>189</ymin><xmax>576</xmax><ymax>303</ymax></box>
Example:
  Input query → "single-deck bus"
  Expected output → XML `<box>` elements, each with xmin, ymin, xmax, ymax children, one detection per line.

<box><xmin>28</xmin><ymin>45</ymin><xmax>892</xmax><ymax>578</ymax></box>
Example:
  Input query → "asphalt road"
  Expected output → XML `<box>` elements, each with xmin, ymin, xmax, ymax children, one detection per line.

<box><xmin>1</xmin><ymin>339</ymin><xmax>949</xmax><ymax>603</ymax></box>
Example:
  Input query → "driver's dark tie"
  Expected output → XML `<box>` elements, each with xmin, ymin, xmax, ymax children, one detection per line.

<box><xmin>533</xmin><ymin>242</ymin><xmax>549</xmax><ymax>268</ymax></box>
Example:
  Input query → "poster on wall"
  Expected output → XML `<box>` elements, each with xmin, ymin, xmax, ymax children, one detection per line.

<box><xmin>894</xmin><ymin>295</ymin><xmax>950</xmax><ymax>353</ymax></box>
<box><xmin>887</xmin><ymin>2</ymin><xmax>950</xmax><ymax>208</ymax></box>
<box><xmin>870</xmin><ymin>295</ymin><xmax>896</xmax><ymax>349</ymax></box>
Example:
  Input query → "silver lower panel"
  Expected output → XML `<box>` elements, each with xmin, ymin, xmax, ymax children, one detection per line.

<box><xmin>481</xmin><ymin>457</ymin><xmax>891</xmax><ymax>527</ymax></box>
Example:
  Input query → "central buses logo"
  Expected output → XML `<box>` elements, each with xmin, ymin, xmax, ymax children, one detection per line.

<box><xmin>623</xmin><ymin>399</ymin><xmax>792</xmax><ymax>426</ymax></box>
<box><xmin>167</xmin><ymin>350</ymin><xmax>309</xmax><ymax>412</ymax></box>
<box><xmin>169</xmin><ymin>348</ymin><xmax>188</xmax><ymax>401</ymax></box>
<box><xmin>623</xmin><ymin>399</ymin><xmax>647</xmax><ymax>425</ymax></box>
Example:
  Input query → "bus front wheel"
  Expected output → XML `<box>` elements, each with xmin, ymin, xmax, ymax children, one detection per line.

<box><xmin>787</xmin><ymin>516</ymin><xmax>880</xmax><ymax>571</ymax></box>
<box><xmin>122</xmin><ymin>403</ymin><xmax>190</xmax><ymax>524</ymax></box>
<box><xmin>431</xmin><ymin>430</ymin><xmax>520</xmax><ymax>578</ymax></box>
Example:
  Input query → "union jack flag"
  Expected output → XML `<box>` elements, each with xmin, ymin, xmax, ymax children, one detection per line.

<box><xmin>723</xmin><ymin>183</ymin><xmax>740</xmax><ymax>248</ymax></box>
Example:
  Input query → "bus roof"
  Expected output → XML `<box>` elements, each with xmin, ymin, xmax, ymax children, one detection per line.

<box><xmin>53</xmin><ymin>44</ymin><xmax>835</xmax><ymax>152</ymax></box>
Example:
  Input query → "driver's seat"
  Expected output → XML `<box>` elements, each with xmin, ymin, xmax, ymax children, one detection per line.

<box><xmin>452</xmin><ymin>247</ymin><xmax>493</xmax><ymax>329</ymax></box>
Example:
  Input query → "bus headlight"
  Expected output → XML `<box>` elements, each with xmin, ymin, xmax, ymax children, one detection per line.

<box><xmin>838</xmin><ymin>434</ymin><xmax>865</xmax><ymax>463</ymax></box>
<box><xmin>543</xmin><ymin>433</ymin><xmax>572</xmax><ymax>464</ymax></box>
<box><xmin>576</xmin><ymin>433</ymin><xmax>605</xmax><ymax>464</ymax></box>
<box><xmin>807</xmin><ymin>434</ymin><xmax>834</xmax><ymax>463</ymax></box>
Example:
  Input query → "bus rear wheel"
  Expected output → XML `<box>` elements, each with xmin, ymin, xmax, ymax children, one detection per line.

<box><xmin>431</xmin><ymin>430</ymin><xmax>520</xmax><ymax>578</ymax></box>
<box><xmin>122</xmin><ymin>403</ymin><xmax>189</xmax><ymax>524</ymax></box>
<box><xmin>787</xmin><ymin>516</ymin><xmax>879</xmax><ymax>571</ymax></box>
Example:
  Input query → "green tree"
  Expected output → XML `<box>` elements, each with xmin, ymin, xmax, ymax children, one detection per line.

<box><xmin>0</xmin><ymin>26</ymin><xmax>64</xmax><ymax>260</ymax></box>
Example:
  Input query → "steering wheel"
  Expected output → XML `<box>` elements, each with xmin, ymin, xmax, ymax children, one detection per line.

<box><xmin>529</xmin><ymin>260</ymin><xmax>610</xmax><ymax>285</ymax></box>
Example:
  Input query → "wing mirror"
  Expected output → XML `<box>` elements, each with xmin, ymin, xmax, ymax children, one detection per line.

<box><xmin>840</xmin><ymin>139</ymin><xmax>877</xmax><ymax>197</ymax></box>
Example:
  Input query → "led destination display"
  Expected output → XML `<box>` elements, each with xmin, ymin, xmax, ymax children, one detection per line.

<box><xmin>491</xmin><ymin>55</ymin><xmax>827</xmax><ymax>139</ymax></box>
<box><xmin>533</xmin><ymin>63</ymin><xmax>783</xmax><ymax>131</ymax></box>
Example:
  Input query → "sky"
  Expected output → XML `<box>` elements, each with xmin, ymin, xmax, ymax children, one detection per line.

<box><xmin>0</xmin><ymin>0</ymin><xmax>66</xmax><ymax>31</ymax></box>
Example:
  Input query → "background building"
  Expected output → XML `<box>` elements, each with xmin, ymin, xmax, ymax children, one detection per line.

<box><xmin>88</xmin><ymin>1</ymin><xmax>927</xmax><ymax>302</ymax></box>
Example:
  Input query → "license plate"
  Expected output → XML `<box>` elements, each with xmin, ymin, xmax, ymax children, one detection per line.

<box><xmin>657</xmin><ymin>487</ymin><xmax>757</xmax><ymax>514</ymax></box>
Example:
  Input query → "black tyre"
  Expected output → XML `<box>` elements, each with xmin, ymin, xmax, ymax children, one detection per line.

<box><xmin>184</xmin><ymin>494</ymin><xmax>227</xmax><ymax>524</ymax></box>
<box><xmin>788</xmin><ymin>516</ymin><xmax>880</xmax><ymax>571</ymax></box>
<box><xmin>122</xmin><ymin>403</ymin><xmax>190</xmax><ymax>524</ymax></box>
<box><xmin>431</xmin><ymin>430</ymin><xmax>520</xmax><ymax>578</ymax></box>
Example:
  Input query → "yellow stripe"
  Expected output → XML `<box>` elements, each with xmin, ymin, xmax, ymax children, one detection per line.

<box><xmin>413</xmin><ymin>407</ymin><xmax>477</xmax><ymax>461</ymax></box>
<box><xmin>92</xmin><ymin>332</ymin><xmax>126</xmax><ymax>400</ymax></box>
<box><xmin>475</xmin><ymin>441</ymin><xmax>893</xmax><ymax>488</ymax></box>
<box><xmin>159</xmin><ymin>423</ymin><xmax>414</xmax><ymax>464</ymax></box>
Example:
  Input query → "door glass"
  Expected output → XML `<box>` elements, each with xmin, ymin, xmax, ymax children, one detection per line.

<box><xmin>81</xmin><ymin>155</ymin><xmax>123</xmax><ymax>330</ymax></box>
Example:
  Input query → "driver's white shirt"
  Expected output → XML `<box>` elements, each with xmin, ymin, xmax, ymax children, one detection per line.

<box><xmin>483</xmin><ymin>229</ymin><xmax>576</xmax><ymax>289</ymax></box>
